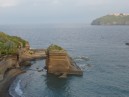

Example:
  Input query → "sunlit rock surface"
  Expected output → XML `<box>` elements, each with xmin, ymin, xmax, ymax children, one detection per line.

<box><xmin>46</xmin><ymin>45</ymin><xmax>83</xmax><ymax>77</ymax></box>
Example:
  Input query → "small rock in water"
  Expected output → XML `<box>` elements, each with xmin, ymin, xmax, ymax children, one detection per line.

<box><xmin>38</xmin><ymin>69</ymin><xmax>43</xmax><ymax>72</ymax></box>
<box><xmin>125</xmin><ymin>43</ymin><xmax>129</xmax><ymax>45</ymax></box>
<box><xmin>59</xmin><ymin>73</ymin><xmax>67</xmax><ymax>78</ymax></box>
<box><xmin>87</xmin><ymin>64</ymin><xmax>92</xmax><ymax>67</ymax></box>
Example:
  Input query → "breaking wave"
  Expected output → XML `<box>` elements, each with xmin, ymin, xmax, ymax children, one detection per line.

<box><xmin>9</xmin><ymin>79</ymin><xmax>24</xmax><ymax>97</ymax></box>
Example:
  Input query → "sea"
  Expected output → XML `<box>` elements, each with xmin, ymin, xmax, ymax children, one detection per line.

<box><xmin>0</xmin><ymin>24</ymin><xmax>129</xmax><ymax>97</ymax></box>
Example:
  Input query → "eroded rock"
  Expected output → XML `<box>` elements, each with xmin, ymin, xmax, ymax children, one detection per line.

<box><xmin>46</xmin><ymin>45</ymin><xmax>83</xmax><ymax>76</ymax></box>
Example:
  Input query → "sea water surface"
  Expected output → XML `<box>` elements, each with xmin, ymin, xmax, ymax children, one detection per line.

<box><xmin>0</xmin><ymin>24</ymin><xmax>129</xmax><ymax>97</ymax></box>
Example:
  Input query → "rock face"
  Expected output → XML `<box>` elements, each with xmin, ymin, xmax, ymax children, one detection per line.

<box><xmin>46</xmin><ymin>50</ymin><xmax>69</xmax><ymax>74</ymax></box>
<box><xmin>20</xmin><ymin>49</ymin><xmax>46</xmax><ymax>61</ymax></box>
<box><xmin>0</xmin><ymin>49</ymin><xmax>46</xmax><ymax>81</ymax></box>
<box><xmin>0</xmin><ymin>56</ymin><xmax>19</xmax><ymax>81</ymax></box>
<box><xmin>46</xmin><ymin>45</ymin><xmax>83</xmax><ymax>76</ymax></box>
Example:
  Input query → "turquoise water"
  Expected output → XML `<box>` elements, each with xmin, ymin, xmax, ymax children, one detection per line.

<box><xmin>1</xmin><ymin>24</ymin><xmax>129</xmax><ymax>97</ymax></box>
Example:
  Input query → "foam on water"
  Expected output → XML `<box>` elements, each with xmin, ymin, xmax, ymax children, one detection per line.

<box><xmin>15</xmin><ymin>80</ymin><xmax>23</xmax><ymax>96</ymax></box>
<box><xmin>9</xmin><ymin>79</ymin><xmax>24</xmax><ymax>97</ymax></box>
<box><xmin>78</xmin><ymin>64</ymin><xmax>88</xmax><ymax>71</ymax></box>
<box><xmin>73</xmin><ymin>56</ymin><xmax>89</xmax><ymax>61</ymax></box>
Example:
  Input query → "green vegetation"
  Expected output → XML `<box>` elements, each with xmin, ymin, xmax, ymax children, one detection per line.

<box><xmin>47</xmin><ymin>44</ymin><xmax>64</xmax><ymax>51</ymax></box>
<box><xmin>0</xmin><ymin>32</ymin><xmax>27</xmax><ymax>55</ymax></box>
<box><xmin>91</xmin><ymin>14</ymin><xmax>129</xmax><ymax>25</ymax></box>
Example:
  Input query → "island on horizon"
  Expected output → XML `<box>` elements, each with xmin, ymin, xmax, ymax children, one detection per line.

<box><xmin>91</xmin><ymin>13</ymin><xmax>129</xmax><ymax>25</ymax></box>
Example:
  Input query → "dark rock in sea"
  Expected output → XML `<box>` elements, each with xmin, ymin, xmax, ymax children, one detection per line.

<box><xmin>125</xmin><ymin>43</ymin><xmax>129</xmax><ymax>46</ymax></box>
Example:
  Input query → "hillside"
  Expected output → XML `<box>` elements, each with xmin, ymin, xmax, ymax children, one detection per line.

<box><xmin>91</xmin><ymin>13</ymin><xmax>129</xmax><ymax>25</ymax></box>
<box><xmin>0</xmin><ymin>32</ymin><xmax>27</xmax><ymax>55</ymax></box>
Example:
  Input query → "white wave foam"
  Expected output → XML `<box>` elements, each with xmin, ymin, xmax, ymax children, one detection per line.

<box><xmin>15</xmin><ymin>80</ymin><xmax>23</xmax><ymax>96</ymax></box>
<box><xmin>74</xmin><ymin>56</ymin><xmax>89</xmax><ymax>61</ymax></box>
<box><xmin>79</xmin><ymin>64</ymin><xmax>87</xmax><ymax>71</ymax></box>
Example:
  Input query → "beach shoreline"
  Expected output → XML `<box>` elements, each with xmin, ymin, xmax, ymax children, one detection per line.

<box><xmin>0</xmin><ymin>48</ymin><xmax>46</xmax><ymax>97</ymax></box>
<box><xmin>0</xmin><ymin>69</ymin><xmax>25</xmax><ymax>97</ymax></box>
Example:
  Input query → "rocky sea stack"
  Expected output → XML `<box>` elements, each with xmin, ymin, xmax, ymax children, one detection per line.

<box><xmin>46</xmin><ymin>44</ymin><xmax>83</xmax><ymax>78</ymax></box>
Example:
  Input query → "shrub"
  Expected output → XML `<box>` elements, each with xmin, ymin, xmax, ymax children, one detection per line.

<box><xmin>47</xmin><ymin>44</ymin><xmax>64</xmax><ymax>51</ymax></box>
<box><xmin>0</xmin><ymin>32</ymin><xmax>27</xmax><ymax>55</ymax></box>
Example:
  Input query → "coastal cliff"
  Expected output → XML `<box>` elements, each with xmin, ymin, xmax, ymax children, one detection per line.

<box><xmin>0</xmin><ymin>32</ymin><xmax>28</xmax><ymax>97</ymax></box>
<box><xmin>0</xmin><ymin>32</ymin><xmax>46</xmax><ymax>97</ymax></box>
<box><xmin>91</xmin><ymin>13</ymin><xmax>129</xmax><ymax>25</ymax></box>
<box><xmin>0</xmin><ymin>33</ymin><xmax>82</xmax><ymax>96</ymax></box>
<box><xmin>0</xmin><ymin>32</ymin><xmax>28</xmax><ymax>81</ymax></box>
<box><xmin>0</xmin><ymin>32</ymin><xmax>28</xmax><ymax>55</ymax></box>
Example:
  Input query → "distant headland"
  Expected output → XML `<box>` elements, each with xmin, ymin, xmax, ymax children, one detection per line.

<box><xmin>91</xmin><ymin>13</ymin><xmax>129</xmax><ymax>25</ymax></box>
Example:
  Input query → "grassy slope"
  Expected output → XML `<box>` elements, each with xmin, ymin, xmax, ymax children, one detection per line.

<box><xmin>91</xmin><ymin>15</ymin><xmax>129</xmax><ymax>25</ymax></box>
<box><xmin>47</xmin><ymin>44</ymin><xmax>64</xmax><ymax>51</ymax></box>
<box><xmin>0</xmin><ymin>32</ymin><xmax>27</xmax><ymax>55</ymax></box>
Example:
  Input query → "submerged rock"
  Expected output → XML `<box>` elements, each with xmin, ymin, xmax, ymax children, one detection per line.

<box><xmin>59</xmin><ymin>73</ymin><xmax>67</xmax><ymax>78</ymax></box>
<box><xmin>125</xmin><ymin>43</ymin><xmax>129</xmax><ymax>46</ymax></box>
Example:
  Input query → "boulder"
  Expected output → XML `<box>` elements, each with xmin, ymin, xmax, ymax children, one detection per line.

<box><xmin>125</xmin><ymin>43</ymin><xmax>129</xmax><ymax>46</ymax></box>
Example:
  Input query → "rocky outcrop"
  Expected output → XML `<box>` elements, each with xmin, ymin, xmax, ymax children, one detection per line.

<box><xmin>0</xmin><ymin>48</ymin><xmax>46</xmax><ymax>81</ymax></box>
<box><xmin>20</xmin><ymin>49</ymin><xmax>46</xmax><ymax>61</ymax></box>
<box><xmin>0</xmin><ymin>48</ymin><xmax>46</xmax><ymax>97</ymax></box>
<box><xmin>0</xmin><ymin>56</ymin><xmax>19</xmax><ymax>81</ymax></box>
<box><xmin>46</xmin><ymin>45</ymin><xmax>83</xmax><ymax>77</ymax></box>
<box><xmin>125</xmin><ymin>43</ymin><xmax>129</xmax><ymax>46</ymax></box>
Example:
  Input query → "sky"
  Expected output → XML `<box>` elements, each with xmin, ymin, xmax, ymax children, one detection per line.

<box><xmin>0</xmin><ymin>0</ymin><xmax>129</xmax><ymax>24</ymax></box>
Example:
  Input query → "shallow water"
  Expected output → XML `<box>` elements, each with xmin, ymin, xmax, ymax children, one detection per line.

<box><xmin>1</xmin><ymin>24</ymin><xmax>129</xmax><ymax>97</ymax></box>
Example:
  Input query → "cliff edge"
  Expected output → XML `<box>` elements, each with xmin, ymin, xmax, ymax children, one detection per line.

<box><xmin>0</xmin><ymin>32</ymin><xmax>46</xmax><ymax>97</ymax></box>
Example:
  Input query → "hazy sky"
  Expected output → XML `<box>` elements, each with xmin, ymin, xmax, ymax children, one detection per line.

<box><xmin>0</xmin><ymin>0</ymin><xmax>129</xmax><ymax>24</ymax></box>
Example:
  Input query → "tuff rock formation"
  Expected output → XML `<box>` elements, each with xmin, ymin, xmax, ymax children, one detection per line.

<box><xmin>46</xmin><ymin>45</ymin><xmax>83</xmax><ymax>77</ymax></box>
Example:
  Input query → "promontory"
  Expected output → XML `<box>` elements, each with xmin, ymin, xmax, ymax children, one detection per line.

<box><xmin>91</xmin><ymin>13</ymin><xmax>129</xmax><ymax>25</ymax></box>
<box><xmin>0</xmin><ymin>32</ymin><xmax>83</xmax><ymax>97</ymax></box>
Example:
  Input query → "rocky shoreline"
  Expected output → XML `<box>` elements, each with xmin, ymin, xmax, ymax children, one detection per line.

<box><xmin>0</xmin><ymin>44</ymin><xmax>83</xmax><ymax>97</ymax></box>
<box><xmin>0</xmin><ymin>69</ymin><xmax>25</xmax><ymax>97</ymax></box>
<box><xmin>0</xmin><ymin>32</ymin><xmax>47</xmax><ymax>97</ymax></box>
<box><xmin>0</xmin><ymin>49</ymin><xmax>46</xmax><ymax>97</ymax></box>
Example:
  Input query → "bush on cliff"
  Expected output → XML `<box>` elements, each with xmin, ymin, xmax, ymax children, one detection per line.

<box><xmin>47</xmin><ymin>44</ymin><xmax>64</xmax><ymax>51</ymax></box>
<box><xmin>0</xmin><ymin>32</ymin><xmax>27</xmax><ymax>55</ymax></box>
